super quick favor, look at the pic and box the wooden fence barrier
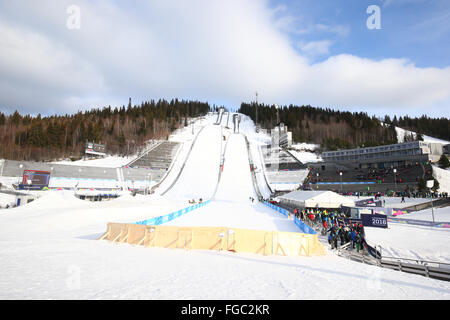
[98,223,326,257]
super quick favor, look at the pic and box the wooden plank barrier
[98,223,326,257]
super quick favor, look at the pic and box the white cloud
[315,23,350,37]
[301,55,450,116]
[298,40,333,58]
[0,0,448,118]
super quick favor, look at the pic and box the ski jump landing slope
[165,133,299,232]
[162,124,222,201]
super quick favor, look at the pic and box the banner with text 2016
[360,213,388,228]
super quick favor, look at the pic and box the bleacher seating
[261,146,304,171]
[266,170,309,184]
[305,160,434,193]
[127,141,180,170]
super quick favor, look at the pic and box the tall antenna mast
[255,91,258,125]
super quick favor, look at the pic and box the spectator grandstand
[304,142,436,193]
[259,145,308,192]
[0,140,182,191]
[261,145,305,171]
[127,141,181,170]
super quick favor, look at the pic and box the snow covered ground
[165,134,298,232]
[1,113,449,300]
[289,143,323,164]
[433,165,450,193]
[395,126,450,144]
[1,188,449,299]
[365,215,450,263]
[51,155,136,168]
[345,195,450,263]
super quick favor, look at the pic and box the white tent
[276,190,355,209]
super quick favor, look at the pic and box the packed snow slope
[395,127,450,144]
[161,124,222,201]
[0,113,449,299]
[214,133,255,203]
[165,133,298,232]
[1,190,449,299]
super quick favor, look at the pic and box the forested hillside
[384,115,450,142]
[240,103,450,151]
[0,99,210,161]
[239,103,400,151]
[2,100,448,161]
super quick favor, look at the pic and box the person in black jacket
[358,223,365,239]
[338,226,345,246]
[327,226,338,250]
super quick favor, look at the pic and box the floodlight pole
[255,91,258,125]
[426,180,435,224]
[393,168,397,190]
[431,195,435,224]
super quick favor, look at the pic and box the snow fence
[98,223,326,257]
[263,201,316,235]
[134,200,211,225]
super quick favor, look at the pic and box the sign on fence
[361,213,388,228]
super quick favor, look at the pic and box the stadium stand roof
[276,190,355,209]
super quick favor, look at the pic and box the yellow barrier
[98,223,326,257]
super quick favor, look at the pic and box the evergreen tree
[432,178,440,193]
[417,177,426,192]
[438,154,450,169]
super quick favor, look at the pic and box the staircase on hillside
[127,141,181,170]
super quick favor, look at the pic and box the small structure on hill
[85,141,107,158]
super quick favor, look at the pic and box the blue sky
[0,0,449,119]
[270,0,449,68]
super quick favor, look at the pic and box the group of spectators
[337,190,448,199]
[292,207,367,252]
[293,208,346,229]
[326,223,366,252]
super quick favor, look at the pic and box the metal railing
[338,244,450,282]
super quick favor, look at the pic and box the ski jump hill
[1,112,449,300]
[99,113,326,257]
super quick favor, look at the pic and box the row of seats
[128,141,181,170]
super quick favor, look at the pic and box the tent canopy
[276,190,355,209]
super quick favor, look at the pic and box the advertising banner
[360,213,388,228]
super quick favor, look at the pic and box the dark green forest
[0,99,210,161]
[1,99,448,161]
[239,103,449,151]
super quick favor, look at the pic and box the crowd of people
[337,190,449,199]
[292,207,367,252]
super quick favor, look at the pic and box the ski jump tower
[233,114,241,134]
[215,107,225,125]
